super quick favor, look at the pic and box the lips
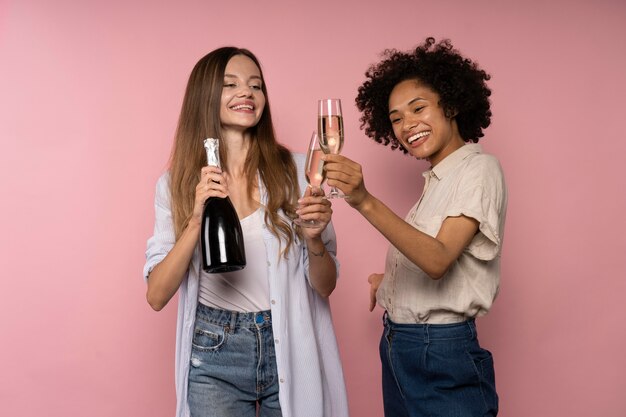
[230,101,254,111]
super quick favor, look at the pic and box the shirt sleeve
[444,155,507,261]
[143,173,176,281]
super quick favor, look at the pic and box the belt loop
[228,311,237,333]
[424,324,430,344]
[467,319,476,339]
[382,311,392,343]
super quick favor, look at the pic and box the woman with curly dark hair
[324,37,507,416]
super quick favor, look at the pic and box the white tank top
[198,208,270,312]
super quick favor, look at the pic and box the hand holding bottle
[190,166,229,228]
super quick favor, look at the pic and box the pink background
[2,0,625,416]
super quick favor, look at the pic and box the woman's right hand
[190,166,229,227]
[322,154,371,210]
[368,273,384,312]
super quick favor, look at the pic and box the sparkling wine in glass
[294,131,326,228]
[318,98,346,198]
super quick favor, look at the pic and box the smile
[231,104,254,110]
[407,131,430,144]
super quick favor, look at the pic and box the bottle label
[204,138,221,168]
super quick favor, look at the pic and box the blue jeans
[188,304,282,417]
[380,313,498,417]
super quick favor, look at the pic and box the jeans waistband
[383,311,476,341]
[196,303,272,329]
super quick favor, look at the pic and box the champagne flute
[294,131,326,228]
[318,98,346,198]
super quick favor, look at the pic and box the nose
[402,113,419,132]
[236,84,253,98]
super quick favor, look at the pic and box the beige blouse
[377,144,508,324]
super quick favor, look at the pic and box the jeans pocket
[192,320,227,352]
[468,347,499,415]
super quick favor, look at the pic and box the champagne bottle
[201,138,246,273]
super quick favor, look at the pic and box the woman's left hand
[296,187,333,238]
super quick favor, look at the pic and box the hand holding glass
[318,98,346,198]
[294,131,326,228]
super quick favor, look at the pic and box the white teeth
[231,104,253,110]
[408,131,430,144]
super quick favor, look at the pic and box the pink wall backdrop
[2,0,625,416]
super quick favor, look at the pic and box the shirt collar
[424,143,482,180]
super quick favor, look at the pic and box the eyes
[223,82,262,91]
[390,106,425,124]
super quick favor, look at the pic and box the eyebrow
[224,74,262,81]
[388,97,425,115]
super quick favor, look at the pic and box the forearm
[146,221,200,310]
[324,153,476,278]
[355,194,455,279]
[305,236,337,297]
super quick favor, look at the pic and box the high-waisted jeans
[380,313,498,417]
[188,304,282,417]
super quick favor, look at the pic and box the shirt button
[271,299,276,305]
[280,378,285,383]
[267,261,271,267]
[274,338,279,344]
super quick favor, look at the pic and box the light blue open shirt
[143,153,349,417]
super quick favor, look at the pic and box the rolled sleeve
[143,173,176,281]
[444,158,506,261]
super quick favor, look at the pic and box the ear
[444,107,458,119]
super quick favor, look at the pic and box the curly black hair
[355,37,492,152]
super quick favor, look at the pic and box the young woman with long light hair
[143,47,348,417]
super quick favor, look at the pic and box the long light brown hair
[169,47,300,255]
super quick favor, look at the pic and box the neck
[428,120,464,167]
[221,130,252,176]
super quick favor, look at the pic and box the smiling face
[388,79,464,166]
[219,54,266,134]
